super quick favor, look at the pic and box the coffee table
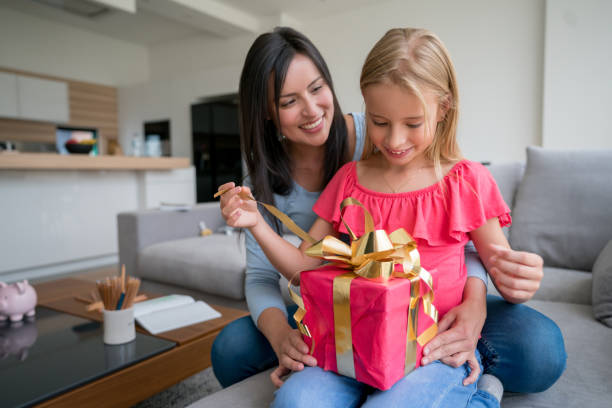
[18,277,248,408]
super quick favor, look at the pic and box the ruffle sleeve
[312,162,355,228]
[443,161,512,242]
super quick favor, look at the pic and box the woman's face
[268,54,334,148]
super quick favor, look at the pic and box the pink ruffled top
[313,160,511,318]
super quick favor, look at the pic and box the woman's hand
[488,244,543,303]
[421,281,486,386]
[217,182,260,229]
[270,328,317,387]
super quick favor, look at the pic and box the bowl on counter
[65,140,95,154]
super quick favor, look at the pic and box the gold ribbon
[214,189,438,379]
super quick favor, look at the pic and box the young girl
[221,28,544,407]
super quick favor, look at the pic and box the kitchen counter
[1,155,196,282]
[0,152,190,170]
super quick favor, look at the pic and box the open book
[133,295,221,335]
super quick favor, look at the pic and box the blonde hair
[360,28,462,180]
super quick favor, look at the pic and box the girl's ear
[437,95,451,122]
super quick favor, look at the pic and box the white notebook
[133,295,221,335]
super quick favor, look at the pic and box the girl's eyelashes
[371,119,422,128]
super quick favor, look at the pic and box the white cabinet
[0,72,19,118]
[0,73,70,123]
[17,76,69,123]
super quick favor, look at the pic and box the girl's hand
[488,244,543,303]
[421,293,485,385]
[270,328,317,387]
[217,182,260,229]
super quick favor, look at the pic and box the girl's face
[363,82,445,169]
[268,53,334,148]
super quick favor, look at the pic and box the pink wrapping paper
[300,265,435,390]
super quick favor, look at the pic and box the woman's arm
[464,241,487,288]
[244,227,317,387]
[469,218,543,304]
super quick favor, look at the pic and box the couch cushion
[592,240,612,327]
[509,147,612,271]
[488,266,592,305]
[138,233,246,300]
[501,300,612,408]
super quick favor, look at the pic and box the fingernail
[423,347,429,355]
[422,357,429,365]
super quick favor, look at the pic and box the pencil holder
[103,307,135,345]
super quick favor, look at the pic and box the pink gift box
[300,265,435,390]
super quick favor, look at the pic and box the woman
[212,27,566,396]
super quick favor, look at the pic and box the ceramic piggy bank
[0,280,37,322]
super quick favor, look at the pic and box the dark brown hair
[239,27,348,229]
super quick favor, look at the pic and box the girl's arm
[469,218,543,304]
[249,213,335,282]
[219,183,335,281]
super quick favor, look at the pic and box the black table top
[0,306,175,408]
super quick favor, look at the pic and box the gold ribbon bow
[214,189,438,378]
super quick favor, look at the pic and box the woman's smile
[300,116,324,132]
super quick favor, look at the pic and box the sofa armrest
[487,162,525,209]
[117,202,225,277]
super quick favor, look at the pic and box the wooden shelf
[0,152,190,170]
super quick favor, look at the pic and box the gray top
[245,112,487,325]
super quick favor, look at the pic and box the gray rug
[134,367,222,408]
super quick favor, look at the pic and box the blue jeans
[211,296,566,393]
[271,350,498,408]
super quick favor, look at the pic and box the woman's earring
[277,133,286,142]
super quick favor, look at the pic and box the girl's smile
[384,145,414,158]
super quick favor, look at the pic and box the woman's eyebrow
[280,76,323,98]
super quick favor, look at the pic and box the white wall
[0,7,149,86]
[542,0,612,149]
[119,0,545,164]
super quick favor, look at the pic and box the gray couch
[117,147,612,408]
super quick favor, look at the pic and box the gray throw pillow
[593,240,612,327]
[509,147,612,271]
